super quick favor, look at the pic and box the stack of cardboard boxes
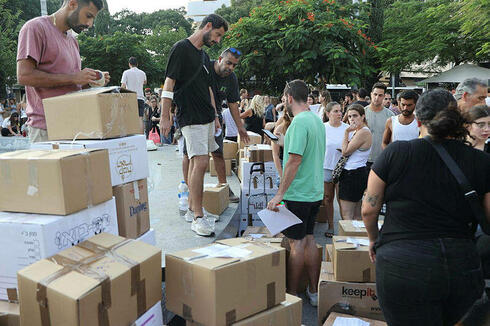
[318,220,385,325]
[165,237,303,326]
[0,87,163,325]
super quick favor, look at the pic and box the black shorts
[338,166,368,202]
[282,200,322,240]
[137,99,145,117]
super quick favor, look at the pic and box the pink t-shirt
[17,16,82,130]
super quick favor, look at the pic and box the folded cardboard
[283,241,323,293]
[137,228,156,246]
[203,184,229,215]
[245,144,273,162]
[318,262,383,325]
[31,135,149,186]
[166,237,286,326]
[0,198,118,301]
[43,86,142,140]
[0,301,19,326]
[113,179,150,239]
[338,220,384,237]
[210,158,232,176]
[323,312,387,326]
[0,149,112,215]
[132,301,163,326]
[238,131,262,149]
[186,294,301,326]
[18,233,162,326]
[223,140,239,160]
[332,236,375,283]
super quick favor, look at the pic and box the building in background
[186,0,230,23]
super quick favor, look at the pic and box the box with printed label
[223,140,239,160]
[132,301,163,326]
[0,149,112,215]
[31,135,149,186]
[245,144,273,162]
[318,262,383,325]
[210,158,232,176]
[113,179,150,239]
[18,233,162,326]
[43,86,142,140]
[203,184,229,215]
[0,301,19,326]
[240,191,272,216]
[166,237,286,326]
[338,220,384,237]
[0,198,118,301]
[283,241,323,293]
[238,131,262,149]
[137,228,156,246]
[323,312,387,326]
[332,236,375,283]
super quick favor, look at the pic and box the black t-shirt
[165,39,214,128]
[210,60,240,115]
[372,139,490,246]
[353,100,369,107]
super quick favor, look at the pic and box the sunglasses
[227,47,242,56]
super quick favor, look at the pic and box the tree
[452,0,489,58]
[221,0,377,93]
[144,26,189,70]
[0,0,20,97]
[215,0,267,24]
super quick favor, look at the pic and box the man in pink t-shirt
[17,0,109,142]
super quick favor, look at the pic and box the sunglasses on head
[227,47,242,56]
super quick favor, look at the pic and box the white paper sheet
[192,244,252,259]
[257,206,302,236]
[346,238,370,247]
[332,317,370,326]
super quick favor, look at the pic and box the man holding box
[16,0,110,143]
[267,80,326,306]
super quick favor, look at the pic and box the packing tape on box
[226,309,236,325]
[267,282,276,309]
[82,151,94,208]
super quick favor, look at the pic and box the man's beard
[286,103,294,117]
[401,110,414,117]
[67,8,88,34]
[203,31,215,47]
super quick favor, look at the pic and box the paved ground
[148,144,343,326]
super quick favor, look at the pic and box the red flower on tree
[307,12,315,22]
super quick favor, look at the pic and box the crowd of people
[0,96,28,137]
[11,0,490,324]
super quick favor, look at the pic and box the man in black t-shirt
[160,14,228,237]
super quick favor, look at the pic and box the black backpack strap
[423,136,489,234]
[174,51,206,100]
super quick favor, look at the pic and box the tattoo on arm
[363,192,379,207]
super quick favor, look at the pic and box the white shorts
[28,126,49,143]
[181,121,218,159]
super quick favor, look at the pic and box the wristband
[162,91,174,99]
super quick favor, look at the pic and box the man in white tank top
[382,90,420,149]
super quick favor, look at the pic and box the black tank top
[244,112,263,136]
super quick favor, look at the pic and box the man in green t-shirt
[267,79,326,306]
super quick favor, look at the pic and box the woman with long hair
[271,108,292,180]
[241,94,266,137]
[362,89,490,325]
[318,90,332,120]
[465,105,489,152]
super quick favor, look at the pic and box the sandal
[324,230,334,238]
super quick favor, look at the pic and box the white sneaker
[306,287,318,307]
[184,209,194,223]
[203,208,219,222]
[191,217,215,237]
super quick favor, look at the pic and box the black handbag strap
[174,51,206,100]
[424,136,489,233]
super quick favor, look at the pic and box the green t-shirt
[283,110,326,202]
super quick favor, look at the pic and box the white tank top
[391,116,419,142]
[344,126,371,170]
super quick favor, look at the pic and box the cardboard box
[113,179,150,239]
[0,198,118,301]
[31,135,149,186]
[43,86,142,140]
[132,301,163,326]
[210,158,232,176]
[203,184,229,215]
[283,241,323,293]
[245,144,273,162]
[338,220,384,237]
[186,294,301,326]
[0,301,19,326]
[241,226,284,248]
[137,228,156,246]
[166,238,286,326]
[238,131,262,149]
[0,149,112,215]
[318,262,383,325]
[332,236,375,283]
[323,312,387,326]
[223,140,239,160]
[238,213,266,235]
[240,161,278,197]
[325,244,333,262]
[18,233,162,326]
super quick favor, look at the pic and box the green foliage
[452,0,490,58]
[216,0,267,24]
[144,26,189,71]
[221,0,377,93]
[0,0,21,97]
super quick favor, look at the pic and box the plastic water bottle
[178,194,189,216]
[178,181,188,198]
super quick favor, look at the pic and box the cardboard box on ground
[323,312,387,326]
[166,238,286,326]
[0,301,19,326]
[238,131,262,150]
[203,184,229,215]
[244,144,273,162]
[31,135,149,187]
[332,236,375,283]
[241,226,284,247]
[0,149,112,215]
[186,294,302,326]
[222,140,239,160]
[338,220,384,237]
[43,87,142,141]
[209,158,232,176]
[17,233,162,326]
[113,179,150,239]
[0,198,118,301]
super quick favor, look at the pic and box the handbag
[424,136,489,235]
[332,155,349,184]
[148,127,161,145]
